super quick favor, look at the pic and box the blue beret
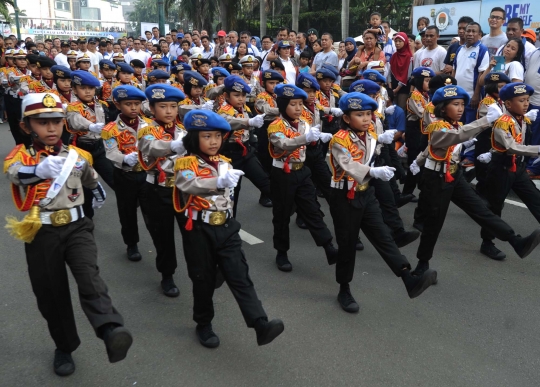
[321,64,339,78]
[152,59,168,67]
[99,59,116,70]
[362,69,386,84]
[145,84,185,103]
[339,92,378,112]
[70,70,100,87]
[499,82,534,102]
[484,72,511,85]
[223,75,251,94]
[113,85,146,101]
[211,67,230,78]
[171,61,191,74]
[184,71,208,87]
[51,65,71,80]
[147,70,170,81]
[261,70,284,82]
[432,85,470,106]
[296,73,320,91]
[274,84,308,100]
[316,67,336,81]
[411,67,435,78]
[349,79,380,95]
[183,109,231,132]
[116,62,134,74]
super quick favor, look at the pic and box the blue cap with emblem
[171,61,191,74]
[261,70,284,82]
[274,83,308,100]
[152,58,168,67]
[484,72,511,85]
[278,40,292,48]
[362,69,386,84]
[339,92,378,112]
[315,67,337,81]
[349,79,380,95]
[70,69,100,87]
[183,109,231,132]
[223,75,251,94]
[499,82,534,101]
[51,65,72,81]
[113,85,147,101]
[99,59,116,70]
[116,62,134,74]
[211,67,231,79]
[145,84,185,103]
[184,71,208,87]
[147,69,170,82]
[411,66,435,78]
[321,64,339,78]
[432,85,470,106]
[296,73,320,91]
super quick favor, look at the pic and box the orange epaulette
[218,103,235,116]
[101,122,118,140]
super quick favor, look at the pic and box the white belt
[40,207,84,226]
[425,158,459,174]
[146,174,175,187]
[186,208,233,225]
[272,159,303,170]
[330,180,356,190]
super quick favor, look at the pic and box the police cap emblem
[283,86,295,97]
[443,86,458,98]
[189,77,199,85]
[490,74,499,82]
[302,79,312,88]
[117,88,128,99]
[514,84,527,94]
[421,69,430,77]
[43,94,56,108]
[232,82,244,92]
[192,114,207,127]
[55,70,64,77]
[264,72,271,79]
[151,88,166,99]
[73,75,82,85]
[347,98,362,110]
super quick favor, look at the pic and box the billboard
[480,0,540,32]
[412,1,482,35]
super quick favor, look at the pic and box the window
[55,1,70,11]
[81,8,101,20]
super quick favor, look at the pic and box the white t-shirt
[413,45,447,73]
[125,49,151,65]
[54,52,69,67]
[281,57,297,85]
[260,49,272,71]
[454,42,490,97]
[312,50,338,71]
[525,50,540,106]
[505,61,524,82]
[481,33,508,56]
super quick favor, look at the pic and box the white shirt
[169,42,182,58]
[78,50,98,71]
[227,43,238,56]
[54,52,69,67]
[91,50,103,63]
[413,45,447,73]
[505,61,524,82]
[481,33,508,56]
[150,37,160,44]
[525,49,540,106]
[103,51,114,61]
[201,47,214,59]
[496,40,536,70]
[125,49,151,65]
[260,49,272,71]
[247,45,260,57]
[280,56,297,85]
[454,41,490,98]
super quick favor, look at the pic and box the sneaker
[276,251,292,272]
[337,284,360,313]
[196,324,220,348]
[323,242,338,265]
[510,229,540,258]
[480,241,506,261]
[355,237,364,251]
[254,318,285,346]
[0,119,4,124]
[394,230,420,248]
[102,325,133,363]
[53,349,75,376]
[402,267,437,298]
[161,277,180,297]
[127,244,142,262]
[411,260,437,285]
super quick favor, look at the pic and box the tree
[127,0,180,32]
[341,0,350,40]
[291,0,300,32]
[260,0,266,36]
[1,0,15,22]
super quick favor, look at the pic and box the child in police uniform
[173,109,284,348]
[50,65,76,144]
[4,93,132,376]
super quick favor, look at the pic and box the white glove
[320,132,333,143]
[369,166,396,181]
[217,169,245,188]
[486,104,503,124]
[330,107,343,117]
[201,100,214,111]
[410,160,421,175]
[89,123,105,133]
[477,152,492,164]
[533,157,540,165]
[305,126,321,142]
[462,138,477,148]
[170,137,185,154]
[385,105,396,115]
[123,152,139,166]
[62,103,68,111]
[397,144,407,158]
[248,114,266,128]
[91,181,106,209]
[92,197,105,209]
[35,156,66,179]
[525,109,539,122]
[377,129,397,144]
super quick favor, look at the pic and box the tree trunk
[260,0,267,36]
[291,0,300,32]
[341,0,350,41]
[219,0,228,31]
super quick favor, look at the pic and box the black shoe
[161,277,180,297]
[214,269,225,289]
[510,229,540,258]
[355,237,365,251]
[258,195,273,208]
[127,244,142,262]
[276,251,292,272]
[411,260,437,285]
[337,284,360,313]
[295,216,308,229]
[53,349,75,376]
[102,325,133,363]
[396,194,414,208]
[412,222,424,233]
[316,188,325,198]
[254,318,285,346]
[480,241,506,261]
[196,324,220,348]
[402,267,437,298]
[410,194,419,203]
[323,242,338,265]
[394,230,420,248]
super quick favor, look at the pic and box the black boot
[393,230,420,248]
[126,244,142,262]
[295,215,308,229]
[196,324,220,348]
[323,242,338,265]
[396,194,414,208]
[161,275,180,297]
[402,267,437,299]
[480,241,506,261]
[101,324,133,363]
[337,284,359,313]
[254,317,285,346]
[258,194,273,208]
[355,237,365,251]
[411,260,438,284]
[412,221,424,233]
[276,251,292,272]
[510,229,540,258]
[53,349,75,376]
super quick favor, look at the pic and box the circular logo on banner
[434,7,454,32]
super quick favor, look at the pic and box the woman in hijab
[251,36,262,51]
[389,32,413,111]
[339,37,358,90]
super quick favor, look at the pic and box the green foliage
[1,0,16,22]
[127,0,180,32]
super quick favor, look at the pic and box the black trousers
[270,165,333,252]
[370,178,405,236]
[473,128,493,196]
[139,182,181,277]
[481,161,540,242]
[180,216,267,326]
[416,168,516,260]
[255,124,273,174]
[113,168,150,247]
[25,217,124,353]
[5,95,29,146]
[304,142,333,201]
[329,186,410,285]
[402,120,427,195]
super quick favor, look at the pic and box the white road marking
[504,199,527,209]
[239,229,264,245]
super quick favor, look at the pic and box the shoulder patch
[66,101,83,113]
[334,129,349,139]
[218,104,235,116]
[3,144,31,173]
[174,155,198,172]
[68,145,94,165]
[267,118,287,134]
[219,155,232,164]
[493,114,514,132]
[101,122,118,140]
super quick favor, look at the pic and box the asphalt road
[1,123,540,387]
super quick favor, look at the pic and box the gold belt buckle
[132,162,143,172]
[291,162,303,171]
[165,176,175,187]
[356,182,369,192]
[50,209,72,227]
[209,211,227,226]
[449,164,458,174]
